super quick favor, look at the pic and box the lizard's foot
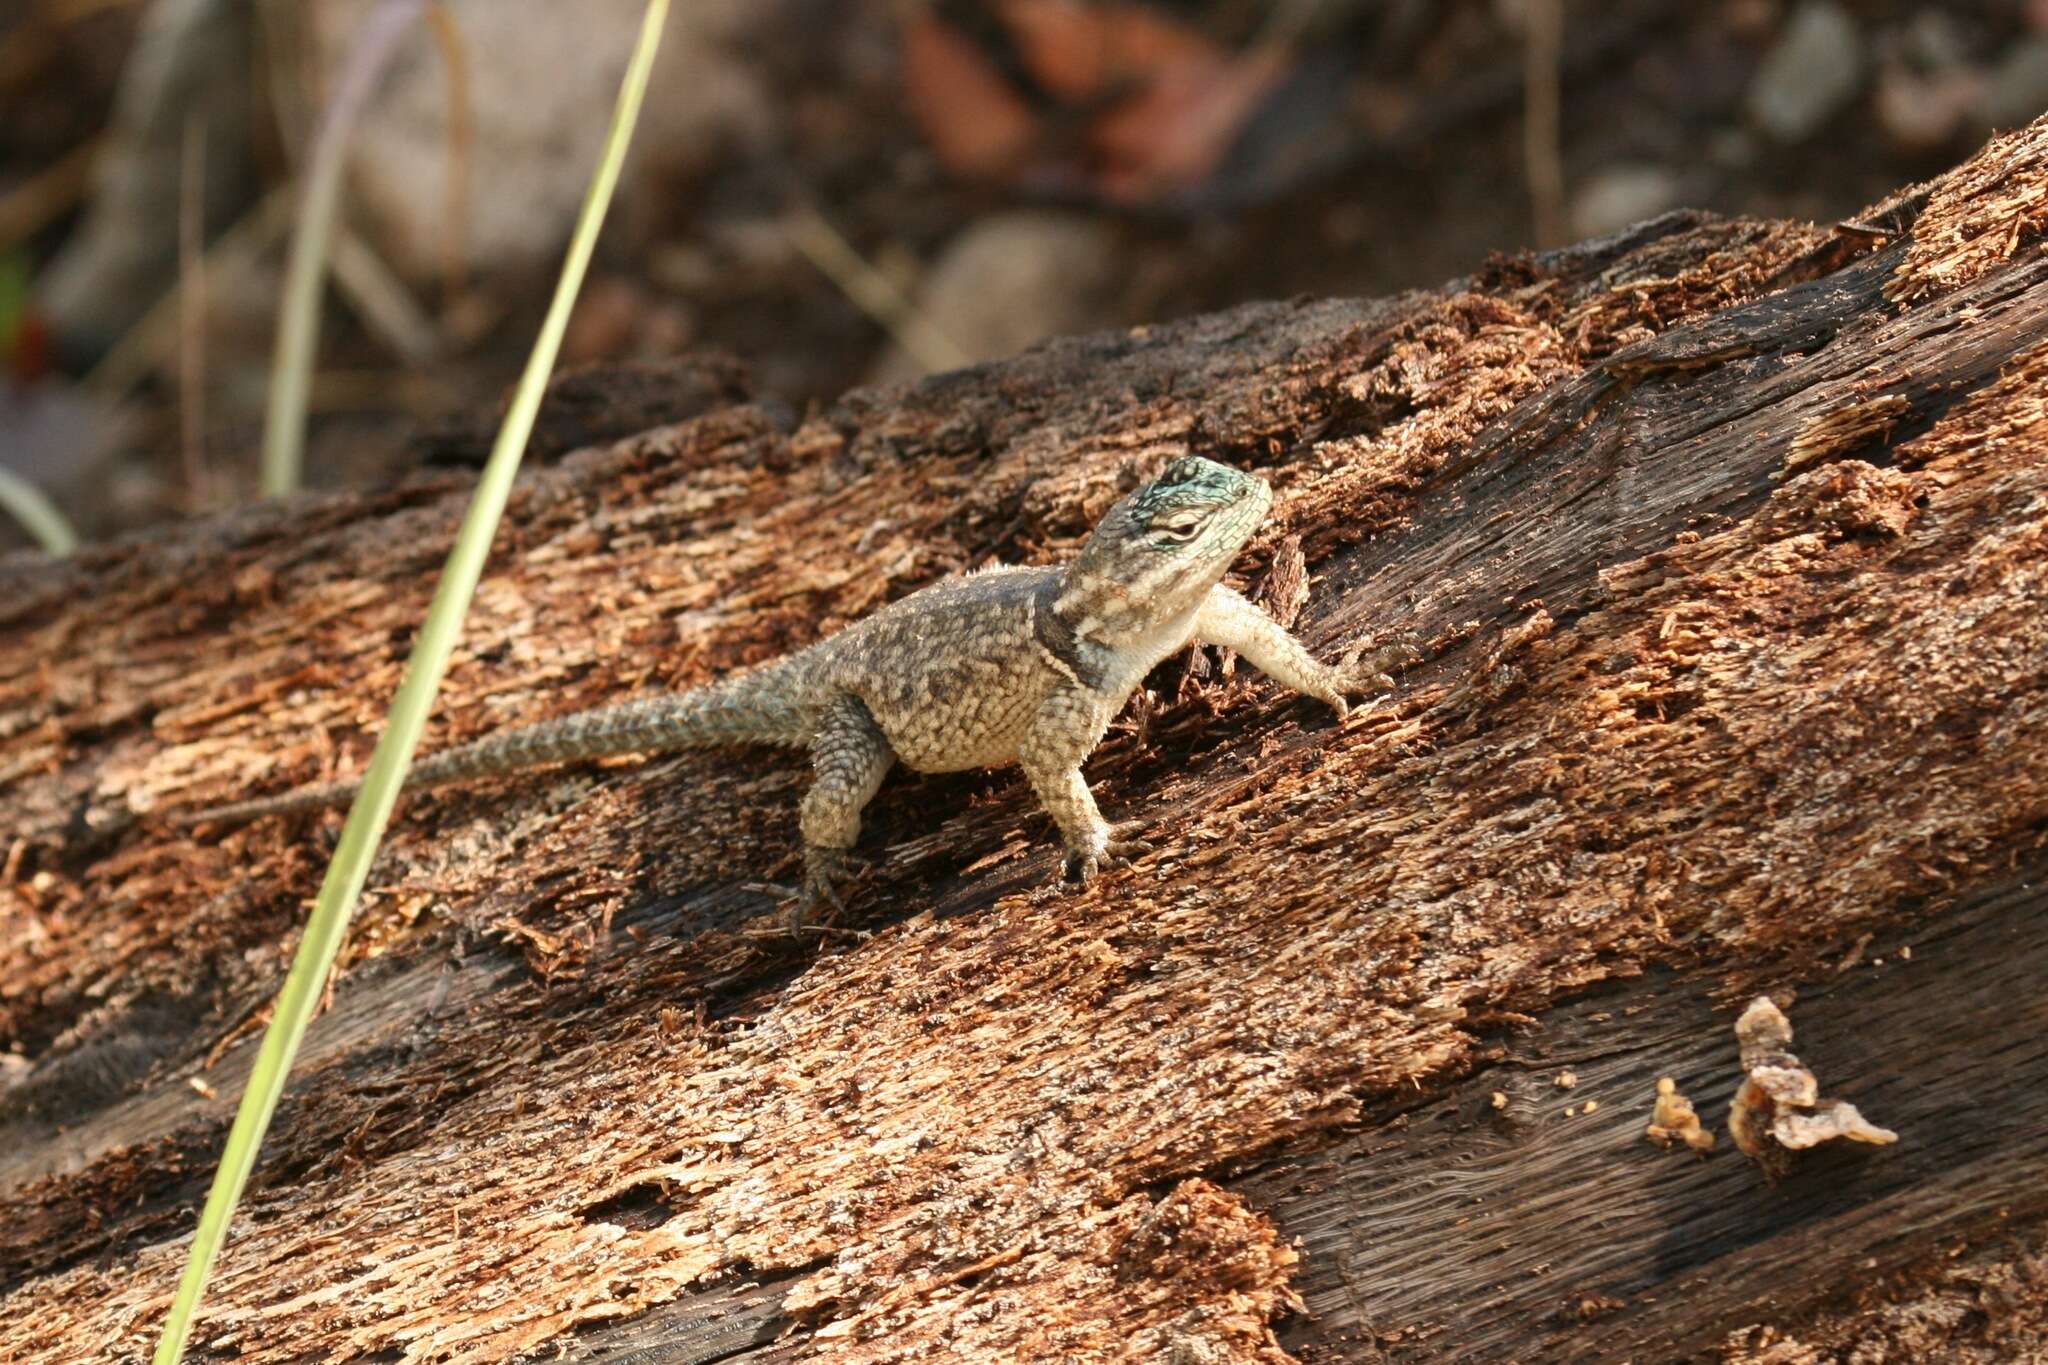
[1351,633,1425,683]
[1331,633,1425,713]
[1061,821,1153,884]
[788,847,850,933]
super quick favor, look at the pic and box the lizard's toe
[788,848,850,932]
[1336,635,1422,704]
[1103,820,1154,865]
[1063,823,1151,883]
[1356,672,1397,699]
[1360,635,1425,679]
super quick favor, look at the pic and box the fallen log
[2,116,2046,1363]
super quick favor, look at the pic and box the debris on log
[1644,1076,1714,1154]
[2,117,2047,1363]
[1729,996,1898,1181]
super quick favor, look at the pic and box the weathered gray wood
[1250,872,2048,1361]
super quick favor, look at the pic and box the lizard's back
[815,564,1062,772]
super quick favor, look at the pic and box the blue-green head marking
[1059,456,1273,636]
[1125,456,1266,549]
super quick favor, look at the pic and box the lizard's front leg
[1017,684,1129,883]
[1193,584,1399,718]
[795,693,895,927]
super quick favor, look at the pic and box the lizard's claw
[1062,822,1153,884]
[1339,634,1425,704]
[1363,633,1426,677]
[1105,820,1153,859]
[788,847,849,933]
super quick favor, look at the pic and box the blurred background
[2,0,2043,550]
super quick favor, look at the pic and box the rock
[1747,1,1867,143]
[865,211,1121,386]
[1978,36,2048,131]
[1571,164,1685,240]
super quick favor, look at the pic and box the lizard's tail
[176,662,816,828]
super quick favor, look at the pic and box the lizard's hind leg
[795,694,895,928]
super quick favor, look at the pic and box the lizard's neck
[1051,562,1213,649]
[1035,567,1204,697]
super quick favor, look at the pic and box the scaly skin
[182,458,1403,925]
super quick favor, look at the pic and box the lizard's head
[1059,456,1272,635]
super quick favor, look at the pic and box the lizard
[181,456,1403,925]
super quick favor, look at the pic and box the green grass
[0,467,77,556]
[150,2,671,1358]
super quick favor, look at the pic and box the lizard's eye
[1154,512,1206,541]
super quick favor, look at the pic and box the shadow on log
[2,117,2047,1363]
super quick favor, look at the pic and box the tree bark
[3,118,2047,1364]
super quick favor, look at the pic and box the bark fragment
[1885,117,2048,302]
[1645,1076,1714,1153]
[1729,997,1898,1181]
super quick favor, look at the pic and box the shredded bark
[1886,117,2048,303]
[2,117,2046,1363]
[1722,1227,2048,1364]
